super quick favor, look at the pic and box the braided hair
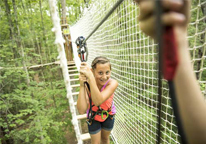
[91,56,111,70]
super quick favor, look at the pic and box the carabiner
[75,36,88,62]
[101,110,109,120]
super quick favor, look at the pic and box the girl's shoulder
[107,79,118,88]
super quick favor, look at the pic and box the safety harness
[86,96,114,125]
[83,80,114,125]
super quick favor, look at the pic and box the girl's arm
[79,62,118,106]
[77,74,89,114]
[174,27,206,143]
[88,77,118,106]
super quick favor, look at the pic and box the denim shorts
[88,116,115,135]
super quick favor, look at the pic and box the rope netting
[70,0,206,143]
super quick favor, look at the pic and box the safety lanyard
[155,1,187,144]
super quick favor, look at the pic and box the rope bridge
[50,0,206,143]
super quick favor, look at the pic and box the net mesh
[70,0,206,143]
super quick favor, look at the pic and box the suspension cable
[83,0,125,44]
[155,1,163,143]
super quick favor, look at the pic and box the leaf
[9,123,16,127]
[15,119,25,125]
[25,137,29,142]
[31,53,41,57]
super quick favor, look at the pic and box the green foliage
[65,0,90,24]
[0,0,85,143]
[0,66,72,143]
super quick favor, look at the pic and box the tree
[61,0,73,61]
[0,0,84,143]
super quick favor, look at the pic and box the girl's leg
[101,117,115,144]
[101,129,111,144]
[90,131,101,144]
[88,120,101,144]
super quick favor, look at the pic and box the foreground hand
[135,0,190,39]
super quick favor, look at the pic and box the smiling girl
[77,56,118,144]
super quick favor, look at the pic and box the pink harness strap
[87,78,116,121]
[101,78,111,92]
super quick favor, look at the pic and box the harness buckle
[110,114,115,120]
[86,119,92,125]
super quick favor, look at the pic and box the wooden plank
[77,114,87,120]
[68,66,77,69]
[29,62,56,69]
[61,24,69,27]
[81,133,91,141]
[54,61,60,64]
[68,69,78,73]
[70,78,79,82]
[1,61,75,70]
[67,61,75,65]
[71,84,80,88]
[72,92,79,96]
[55,61,74,65]
[56,61,74,65]
[69,73,79,76]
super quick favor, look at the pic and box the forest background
[0,0,88,143]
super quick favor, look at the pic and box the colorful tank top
[87,79,116,122]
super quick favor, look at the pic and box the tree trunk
[20,0,37,64]
[61,0,66,22]
[12,0,30,86]
[20,0,35,48]
[4,0,18,65]
[28,0,43,64]
[68,34,73,61]
[61,0,73,61]
[39,0,49,63]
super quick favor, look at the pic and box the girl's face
[92,63,111,87]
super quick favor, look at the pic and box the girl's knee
[92,142,100,144]
[91,139,101,144]
[101,137,109,143]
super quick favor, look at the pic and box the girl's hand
[79,74,87,87]
[135,0,190,39]
[79,62,93,80]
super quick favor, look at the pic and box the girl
[77,56,118,144]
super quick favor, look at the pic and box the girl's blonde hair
[91,56,111,70]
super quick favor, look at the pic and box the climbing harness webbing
[155,1,187,144]
[86,97,114,125]
[84,83,114,125]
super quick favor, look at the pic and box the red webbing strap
[163,26,179,80]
